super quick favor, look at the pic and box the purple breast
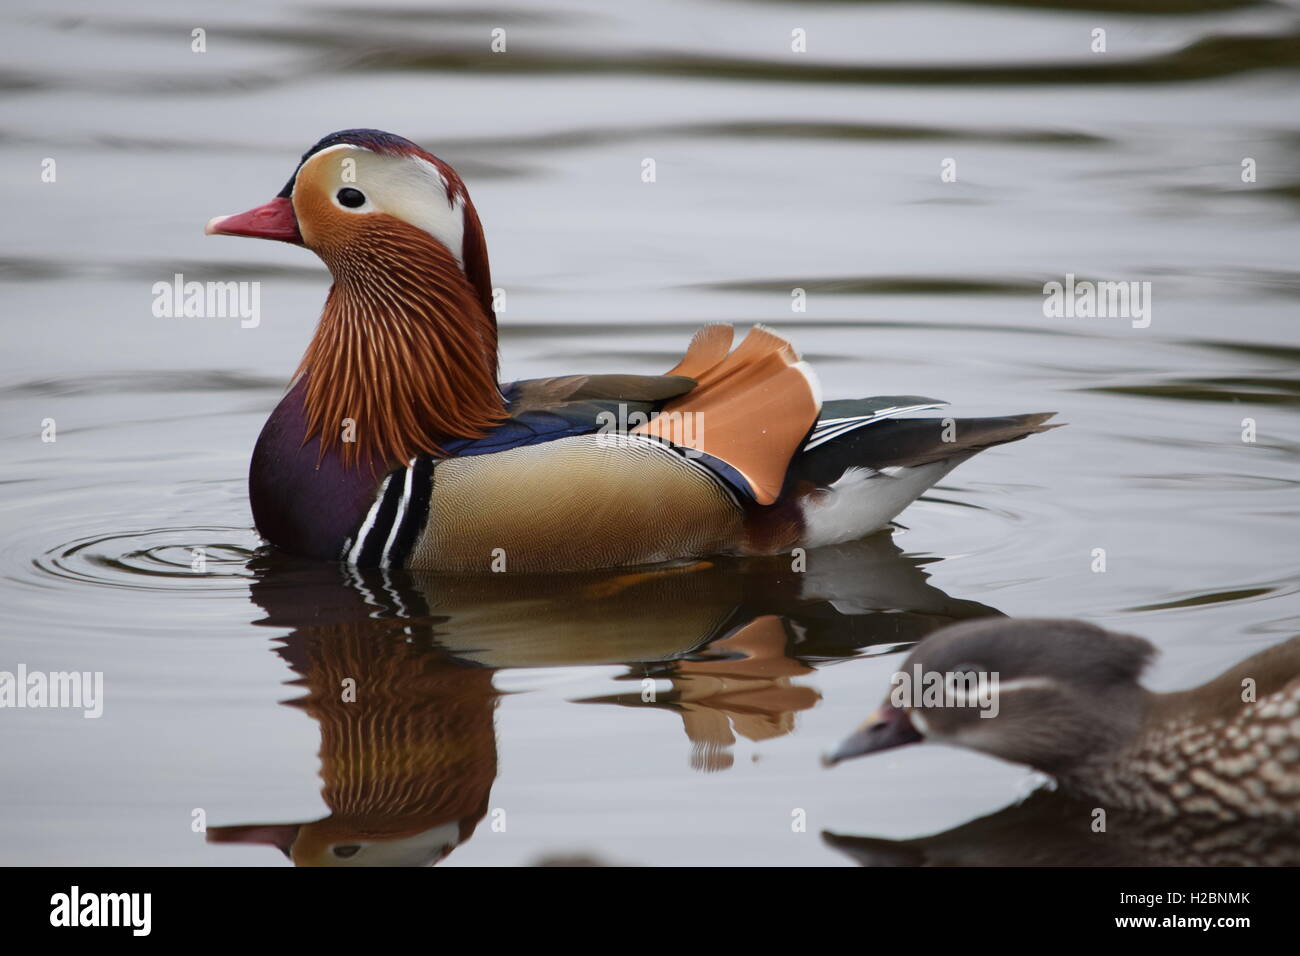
[249,377,390,560]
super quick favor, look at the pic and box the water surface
[1,0,1298,865]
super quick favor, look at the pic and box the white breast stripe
[346,473,394,564]
[379,459,417,568]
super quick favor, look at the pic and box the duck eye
[336,187,366,209]
[331,844,361,858]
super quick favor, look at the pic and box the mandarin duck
[828,619,1300,822]
[207,129,1057,573]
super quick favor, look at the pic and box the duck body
[213,129,1055,573]
[250,364,747,571]
[249,352,1052,573]
[1063,685,1300,821]
[1060,641,1300,821]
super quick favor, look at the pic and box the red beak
[207,822,301,852]
[205,196,303,245]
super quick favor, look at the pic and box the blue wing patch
[440,408,603,457]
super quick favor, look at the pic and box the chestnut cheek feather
[292,212,506,467]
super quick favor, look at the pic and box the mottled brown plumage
[1065,640,1300,820]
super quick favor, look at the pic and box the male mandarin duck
[827,619,1300,822]
[207,129,1057,573]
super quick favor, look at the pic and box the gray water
[1,0,1298,865]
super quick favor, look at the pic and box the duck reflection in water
[824,789,1300,867]
[209,535,1001,865]
[207,585,498,866]
[579,614,823,773]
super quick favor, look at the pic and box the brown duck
[828,619,1300,822]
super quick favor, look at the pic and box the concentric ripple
[34,527,261,593]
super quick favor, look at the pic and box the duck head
[206,129,505,465]
[209,818,475,868]
[826,618,1154,775]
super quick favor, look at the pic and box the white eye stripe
[944,676,1057,703]
[296,145,467,265]
[914,675,1058,707]
[908,709,929,735]
[992,677,1058,693]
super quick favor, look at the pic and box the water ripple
[34,528,258,593]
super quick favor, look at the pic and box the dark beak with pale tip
[824,706,923,766]
[205,196,303,245]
